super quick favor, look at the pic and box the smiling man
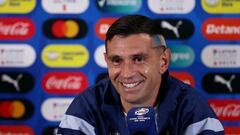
[58,15,224,135]
[104,33,169,113]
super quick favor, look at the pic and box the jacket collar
[102,81,128,134]
[101,71,177,134]
[155,74,177,133]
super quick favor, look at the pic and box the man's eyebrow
[107,55,121,60]
[131,53,148,58]
[107,53,148,59]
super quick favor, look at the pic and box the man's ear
[159,48,171,74]
[104,53,109,65]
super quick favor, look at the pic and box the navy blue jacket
[58,74,224,135]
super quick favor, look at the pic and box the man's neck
[120,98,157,113]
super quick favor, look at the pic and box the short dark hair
[105,15,163,52]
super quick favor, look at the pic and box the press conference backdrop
[0,0,239,134]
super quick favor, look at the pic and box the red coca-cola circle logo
[209,99,240,121]
[41,72,88,94]
[0,18,35,40]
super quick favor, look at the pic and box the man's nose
[121,62,135,78]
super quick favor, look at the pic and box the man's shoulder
[76,78,112,101]
[167,76,206,106]
[58,78,113,135]
[65,78,112,114]
[166,77,224,134]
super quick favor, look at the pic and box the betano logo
[43,19,87,39]
[97,0,142,13]
[209,99,240,121]
[202,18,240,40]
[0,44,36,68]
[41,98,73,121]
[94,44,107,68]
[201,0,240,13]
[0,99,34,120]
[148,0,195,14]
[0,72,34,93]
[169,45,195,68]
[41,44,89,68]
[201,45,240,68]
[202,72,239,94]
[170,71,195,87]
[95,18,117,40]
[0,125,34,135]
[42,72,88,94]
[0,18,35,40]
[42,0,89,14]
[0,0,36,14]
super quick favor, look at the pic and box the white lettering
[99,24,110,34]
[206,24,240,35]
[0,132,29,135]
[0,22,30,36]
[171,53,190,62]
[53,0,76,3]
[107,0,137,6]
[46,76,82,90]
[211,104,240,118]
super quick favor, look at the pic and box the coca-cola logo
[209,99,240,121]
[224,126,240,135]
[42,72,88,94]
[0,125,34,135]
[0,18,35,40]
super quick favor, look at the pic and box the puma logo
[214,75,235,92]
[161,21,183,38]
[1,74,23,91]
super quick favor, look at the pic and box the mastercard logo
[43,19,87,39]
[0,99,33,120]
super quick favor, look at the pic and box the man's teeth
[122,82,139,88]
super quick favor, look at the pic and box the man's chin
[123,97,142,105]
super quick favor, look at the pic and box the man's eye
[133,56,144,63]
[111,58,121,65]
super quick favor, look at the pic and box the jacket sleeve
[57,127,87,135]
[172,89,225,135]
[57,92,97,135]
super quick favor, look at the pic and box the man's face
[104,33,168,107]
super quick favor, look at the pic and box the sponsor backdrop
[0,0,240,134]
